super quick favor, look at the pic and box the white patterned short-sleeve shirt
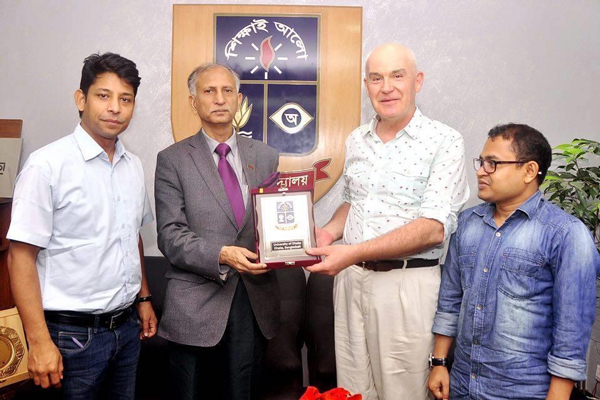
[342,108,470,259]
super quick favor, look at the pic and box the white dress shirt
[7,124,154,313]
[342,108,470,259]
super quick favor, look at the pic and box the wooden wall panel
[0,120,21,311]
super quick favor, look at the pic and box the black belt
[44,305,133,330]
[361,258,439,272]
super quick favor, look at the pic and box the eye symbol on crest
[269,102,314,135]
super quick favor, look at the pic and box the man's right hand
[219,246,268,275]
[428,366,450,400]
[28,338,63,388]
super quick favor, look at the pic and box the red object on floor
[300,386,362,400]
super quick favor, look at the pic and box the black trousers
[168,280,267,400]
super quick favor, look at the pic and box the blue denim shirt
[433,191,600,400]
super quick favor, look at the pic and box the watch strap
[429,353,448,368]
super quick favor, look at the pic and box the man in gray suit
[155,63,280,400]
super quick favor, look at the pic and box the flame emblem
[260,36,275,71]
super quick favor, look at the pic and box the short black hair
[79,52,141,117]
[487,123,552,185]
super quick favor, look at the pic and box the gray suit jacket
[155,132,280,347]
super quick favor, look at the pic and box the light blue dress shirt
[8,124,153,313]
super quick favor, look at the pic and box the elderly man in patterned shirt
[307,43,469,399]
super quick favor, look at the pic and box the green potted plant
[542,138,600,397]
[542,138,600,253]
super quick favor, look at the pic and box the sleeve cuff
[203,243,227,283]
[419,208,449,226]
[7,226,50,249]
[419,208,457,243]
[547,353,587,381]
[218,264,231,282]
[432,311,459,337]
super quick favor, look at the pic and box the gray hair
[363,43,419,78]
[187,63,241,95]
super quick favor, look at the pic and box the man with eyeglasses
[428,123,600,400]
[306,43,470,399]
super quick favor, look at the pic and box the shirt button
[121,224,125,229]
[483,267,489,273]
[476,304,483,310]
[495,232,501,237]
[117,196,121,201]
[471,373,477,379]
[473,339,479,345]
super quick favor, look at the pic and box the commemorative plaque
[0,308,28,388]
[251,175,320,269]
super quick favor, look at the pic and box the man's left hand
[305,245,359,276]
[136,302,157,340]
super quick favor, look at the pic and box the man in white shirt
[7,52,156,399]
[307,43,469,399]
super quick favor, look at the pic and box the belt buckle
[108,311,124,329]
[361,261,378,271]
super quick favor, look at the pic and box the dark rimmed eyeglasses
[473,158,528,174]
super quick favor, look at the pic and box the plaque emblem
[276,201,298,231]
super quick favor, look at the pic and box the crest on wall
[216,16,319,156]
[171,5,363,201]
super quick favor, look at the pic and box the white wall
[2,0,598,254]
[0,0,600,255]
[2,0,600,388]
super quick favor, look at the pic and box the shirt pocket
[498,247,545,300]
[389,161,430,201]
[458,246,477,290]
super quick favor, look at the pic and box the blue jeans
[47,308,141,400]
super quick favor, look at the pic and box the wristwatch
[428,353,449,368]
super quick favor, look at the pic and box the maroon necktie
[215,143,245,227]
